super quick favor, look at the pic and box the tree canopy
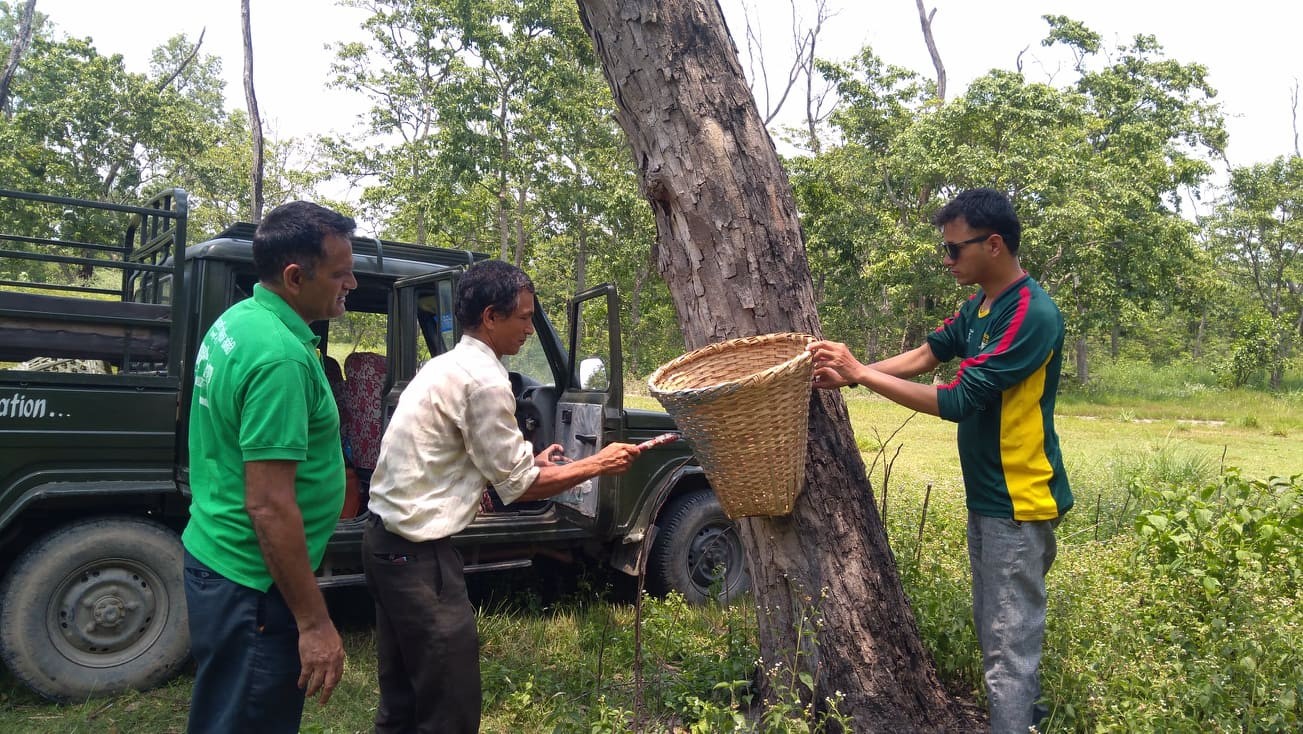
[1,1,1298,387]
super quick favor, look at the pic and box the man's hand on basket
[807,340,865,390]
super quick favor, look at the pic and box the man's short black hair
[456,259,536,330]
[931,188,1022,255]
[253,201,356,283]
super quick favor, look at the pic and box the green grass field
[2,386,1299,732]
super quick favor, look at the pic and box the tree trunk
[514,185,528,266]
[627,255,652,374]
[0,0,39,118]
[497,92,512,261]
[575,205,588,295]
[1075,334,1089,384]
[913,0,946,102]
[241,0,265,221]
[1110,323,1120,359]
[415,206,428,245]
[1193,309,1205,359]
[576,1,976,730]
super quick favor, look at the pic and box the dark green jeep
[0,188,748,701]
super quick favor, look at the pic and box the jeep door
[545,284,622,527]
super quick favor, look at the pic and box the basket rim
[647,331,815,399]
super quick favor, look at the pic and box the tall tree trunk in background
[514,185,528,266]
[1291,79,1300,157]
[627,256,652,375]
[913,0,944,208]
[1076,334,1089,383]
[241,0,264,221]
[1193,309,1205,359]
[497,93,512,260]
[576,1,977,729]
[415,206,428,244]
[0,0,38,118]
[1074,275,1089,383]
[574,205,588,294]
[914,0,946,102]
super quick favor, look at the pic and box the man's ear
[280,263,307,294]
[479,304,499,331]
[987,234,1006,256]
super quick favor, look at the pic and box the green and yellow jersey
[926,275,1073,521]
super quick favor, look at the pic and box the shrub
[1047,471,1303,732]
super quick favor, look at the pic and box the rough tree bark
[575,1,978,730]
[0,0,38,117]
[241,0,264,221]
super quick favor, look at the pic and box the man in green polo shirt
[183,201,357,733]
[807,188,1072,733]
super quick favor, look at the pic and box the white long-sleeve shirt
[367,335,539,541]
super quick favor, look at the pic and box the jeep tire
[647,489,750,603]
[0,516,190,701]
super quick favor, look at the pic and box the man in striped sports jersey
[808,187,1072,733]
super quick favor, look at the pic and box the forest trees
[328,0,679,374]
[791,15,1227,383]
[5,2,1296,389]
[0,1,321,238]
[1207,156,1303,388]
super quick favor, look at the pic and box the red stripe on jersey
[933,292,979,333]
[940,285,1032,391]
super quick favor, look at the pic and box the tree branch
[242,0,265,220]
[914,0,946,101]
[1292,78,1300,158]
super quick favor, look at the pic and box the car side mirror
[579,356,608,390]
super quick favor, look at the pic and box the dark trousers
[183,551,305,734]
[363,518,481,734]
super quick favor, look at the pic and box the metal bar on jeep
[0,188,190,219]
[0,232,130,254]
[0,279,120,296]
[0,248,177,273]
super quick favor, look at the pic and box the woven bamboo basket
[647,332,815,519]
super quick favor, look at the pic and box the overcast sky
[31,0,1303,187]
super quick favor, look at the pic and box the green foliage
[1110,472,1302,731]
[795,16,1229,382]
[1206,156,1303,389]
[328,0,677,375]
[1215,312,1287,388]
[0,1,328,247]
[671,592,854,734]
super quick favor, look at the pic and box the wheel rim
[686,521,744,596]
[46,558,171,668]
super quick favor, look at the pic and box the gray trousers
[967,513,1059,733]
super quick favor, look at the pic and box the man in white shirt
[362,259,641,734]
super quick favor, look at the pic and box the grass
[2,384,1300,732]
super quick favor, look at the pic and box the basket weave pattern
[647,333,815,518]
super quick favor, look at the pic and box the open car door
[391,268,461,413]
[548,283,622,524]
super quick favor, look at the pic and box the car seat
[342,351,387,472]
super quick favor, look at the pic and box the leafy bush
[1045,471,1302,732]
[1213,314,1286,389]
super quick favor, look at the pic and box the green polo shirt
[183,284,344,591]
[926,275,1073,522]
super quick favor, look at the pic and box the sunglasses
[936,233,991,260]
